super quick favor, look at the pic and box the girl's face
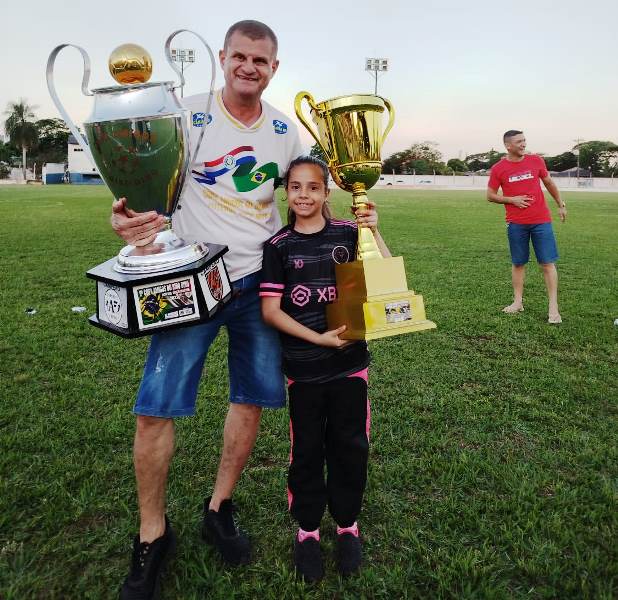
[286,163,329,221]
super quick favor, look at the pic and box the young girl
[260,156,391,582]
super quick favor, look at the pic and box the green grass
[0,185,616,599]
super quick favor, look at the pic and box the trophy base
[86,243,231,338]
[114,229,209,274]
[326,256,436,341]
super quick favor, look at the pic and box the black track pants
[288,375,369,531]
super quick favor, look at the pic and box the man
[487,130,567,324]
[113,21,303,599]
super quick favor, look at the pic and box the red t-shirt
[488,155,551,224]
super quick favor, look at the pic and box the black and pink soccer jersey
[260,219,370,384]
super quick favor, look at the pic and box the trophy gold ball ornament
[108,43,153,84]
[47,30,233,337]
[295,91,436,340]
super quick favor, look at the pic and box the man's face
[219,32,279,101]
[505,134,526,157]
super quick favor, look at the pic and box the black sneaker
[336,532,362,577]
[201,497,251,566]
[120,516,176,600]
[294,536,324,583]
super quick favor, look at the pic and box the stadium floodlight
[573,138,585,182]
[365,57,388,95]
[170,48,196,97]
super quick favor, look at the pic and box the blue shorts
[133,270,285,418]
[507,222,559,266]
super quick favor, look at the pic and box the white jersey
[173,90,303,281]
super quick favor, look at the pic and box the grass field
[0,185,616,599]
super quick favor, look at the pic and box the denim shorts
[133,270,285,418]
[507,222,559,265]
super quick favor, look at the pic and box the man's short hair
[224,20,278,56]
[503,130,523,143]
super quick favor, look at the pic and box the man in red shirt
[487,130,567,323]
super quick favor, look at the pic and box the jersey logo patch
[192,145,278,192]
[192,112,212,127]
[273,119,288,134]
[291,285,311,307]
[294,259,304,269]
[332,246,350,264]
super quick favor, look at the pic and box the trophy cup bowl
[295,93,393,195]
[295,91,436,340]
[46,31,233,337]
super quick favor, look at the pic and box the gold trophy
[295,92,436,340]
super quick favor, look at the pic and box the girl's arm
[261,296,350,348]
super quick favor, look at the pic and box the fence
[375,174,618,191]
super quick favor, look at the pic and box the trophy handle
[381,97,395,145]
[164,30,216,166]
[294,91,332,162]
[46,44,95,165]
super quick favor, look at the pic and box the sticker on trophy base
[197,258,232,312]
[98,283,128,329]
[133,275,200,330]
[385,300,412,323]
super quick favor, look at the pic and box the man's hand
[317,325,352,348]
[558,205,567,222]
[111,197,167,246]
[509,195,532,209]
[352,201,379,231]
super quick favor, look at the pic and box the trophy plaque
[295,92,436,340]
[47,30,232,337]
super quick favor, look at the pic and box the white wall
[68,143,99,175]
[376,174,618,191]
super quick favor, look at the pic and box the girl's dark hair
[284,156,332,225]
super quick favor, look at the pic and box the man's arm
[111,198,167,246]
[541,175,567,222]
[486,186,532,209]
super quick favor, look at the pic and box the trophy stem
[351,183,383,261]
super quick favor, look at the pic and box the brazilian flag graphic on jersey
[192,146,277,192]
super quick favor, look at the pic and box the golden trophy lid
[108,43,153,85]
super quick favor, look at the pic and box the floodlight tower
[365,57,388,95]
[170,47,196,97]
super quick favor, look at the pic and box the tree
[544,152,577,173]
[464,150,505,172]
[309,142,327,163]
[0,139,17,164]
[4,99,38,179]
[446,158,468,173]
[382,141,446,175]
[32,118,70,164]
[573,141,618,177]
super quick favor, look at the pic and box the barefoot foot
[502,303,524,314]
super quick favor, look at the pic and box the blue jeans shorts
[507,222,559,265]
[133,270,285,418]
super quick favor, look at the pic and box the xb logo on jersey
[291,285,311,307]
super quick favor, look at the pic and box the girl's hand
[352,201,378,232]
[317,325,352,348]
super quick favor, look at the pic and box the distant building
[42,163,65,184]
[67,134,103,184]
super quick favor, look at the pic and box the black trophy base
[86,243,231,338]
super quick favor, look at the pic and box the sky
[1,0,616,161]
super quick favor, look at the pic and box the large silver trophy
[47,31,232,337]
